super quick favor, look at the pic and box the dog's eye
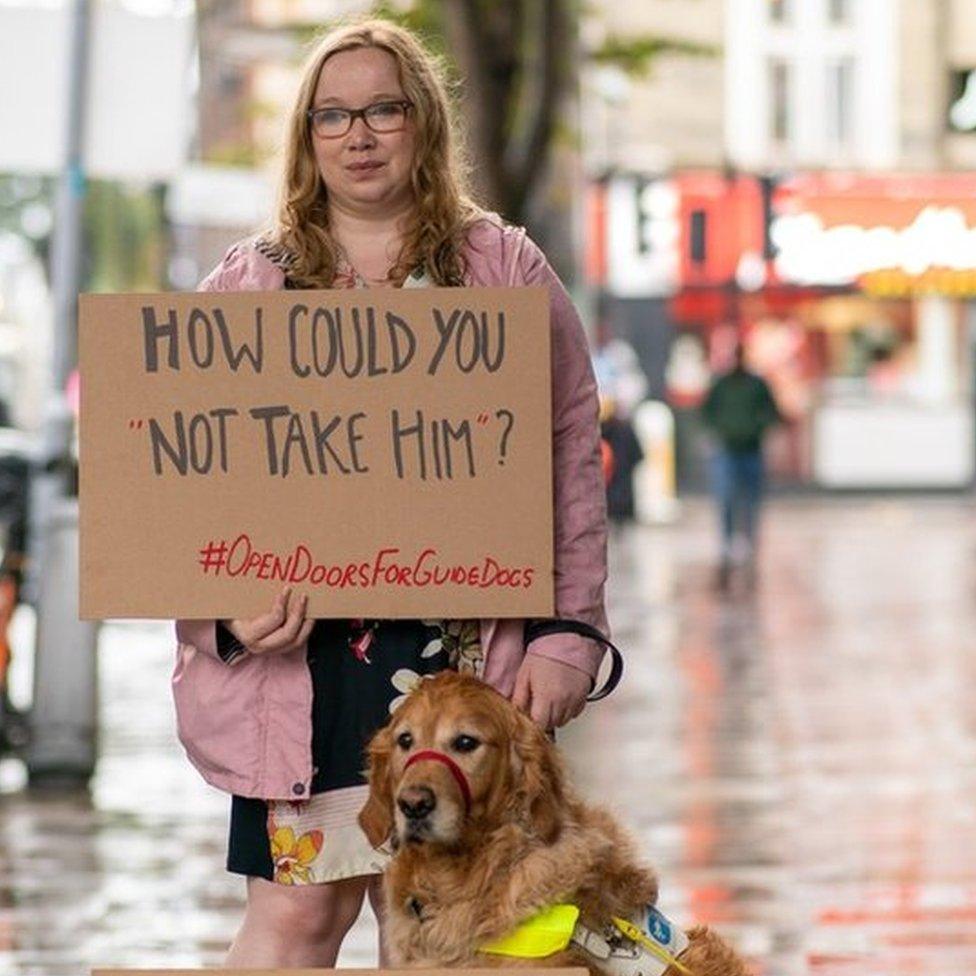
[452,734,480,753]
[396,731,413,750]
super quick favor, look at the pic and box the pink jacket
[172,216,609,799]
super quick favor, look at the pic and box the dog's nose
[397,786,436,820]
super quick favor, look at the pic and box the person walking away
[701,342,781,587]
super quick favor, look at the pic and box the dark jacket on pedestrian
[702,367,781,454]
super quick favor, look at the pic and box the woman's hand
[222,587,313,656]
[512,655,591,730]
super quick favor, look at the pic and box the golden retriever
[359,671,749,976]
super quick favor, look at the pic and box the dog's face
[359,672,565,850]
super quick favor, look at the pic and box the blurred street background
[1,0,976,973]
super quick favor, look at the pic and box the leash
[399,621,625,813]
[609,916,695,976]
[524,619,625,701]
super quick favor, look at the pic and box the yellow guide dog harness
[480,903,693,976]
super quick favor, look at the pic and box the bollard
[26,496,99,787]
[633,400,681,525]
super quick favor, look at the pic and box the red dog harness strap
[404,750,472,813]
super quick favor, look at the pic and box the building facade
[585,0,976,490]
[582,0,725,174]
[586,0,976,172]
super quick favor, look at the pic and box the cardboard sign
[79,287,553,619]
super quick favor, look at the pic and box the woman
[173,18,608,968]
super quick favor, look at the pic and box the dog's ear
[358,724,395,849]
[511,710,567,843]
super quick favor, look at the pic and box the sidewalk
[2,497,975,974]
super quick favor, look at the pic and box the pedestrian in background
[592,321,648,523]
[701,341,782,587]
[599,395,644,522]
[171,18,609,969]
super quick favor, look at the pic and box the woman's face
[310,47,417,216]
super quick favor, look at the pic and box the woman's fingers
[512,665,531,714]
[276,592,309,646]
[250,592,309,654]
[294,615,315,648]
[229,588,315,655]
[239,587,291,644]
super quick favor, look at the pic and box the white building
[724,0,898,169]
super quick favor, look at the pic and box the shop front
[664,171,976,490]
[769,173,976,489]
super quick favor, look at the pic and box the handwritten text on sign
[79,287,553,619]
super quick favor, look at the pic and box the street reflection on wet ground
[1,498,975,975]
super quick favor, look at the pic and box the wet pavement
[1,497,975,975]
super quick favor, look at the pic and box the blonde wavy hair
[270,18,483,287]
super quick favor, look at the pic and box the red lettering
[243,551,262,576]
[226,534,252,577]
[212,540,533,594]
[288,545,312,583]
[270,553,293,581]
[480,556,500,587]
[413,548,437,585]
[372,548,399,586]
[256,551,273,580]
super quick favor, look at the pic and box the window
[828,0,850,24]
[949,69,976,132]
[827,58,855,147]
[690,210,707,265]
[218,66,244,98]
[769,59,792,144]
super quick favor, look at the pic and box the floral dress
[226,248,484,885]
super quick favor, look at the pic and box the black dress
[226,254,482,884]
[227,618,481,882]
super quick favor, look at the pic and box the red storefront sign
[674,171,766,288]
[589,170,976,302]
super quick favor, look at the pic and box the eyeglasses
[307,99,413,139]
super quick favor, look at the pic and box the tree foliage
[373,1,715,235]
[590,32,716,76]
